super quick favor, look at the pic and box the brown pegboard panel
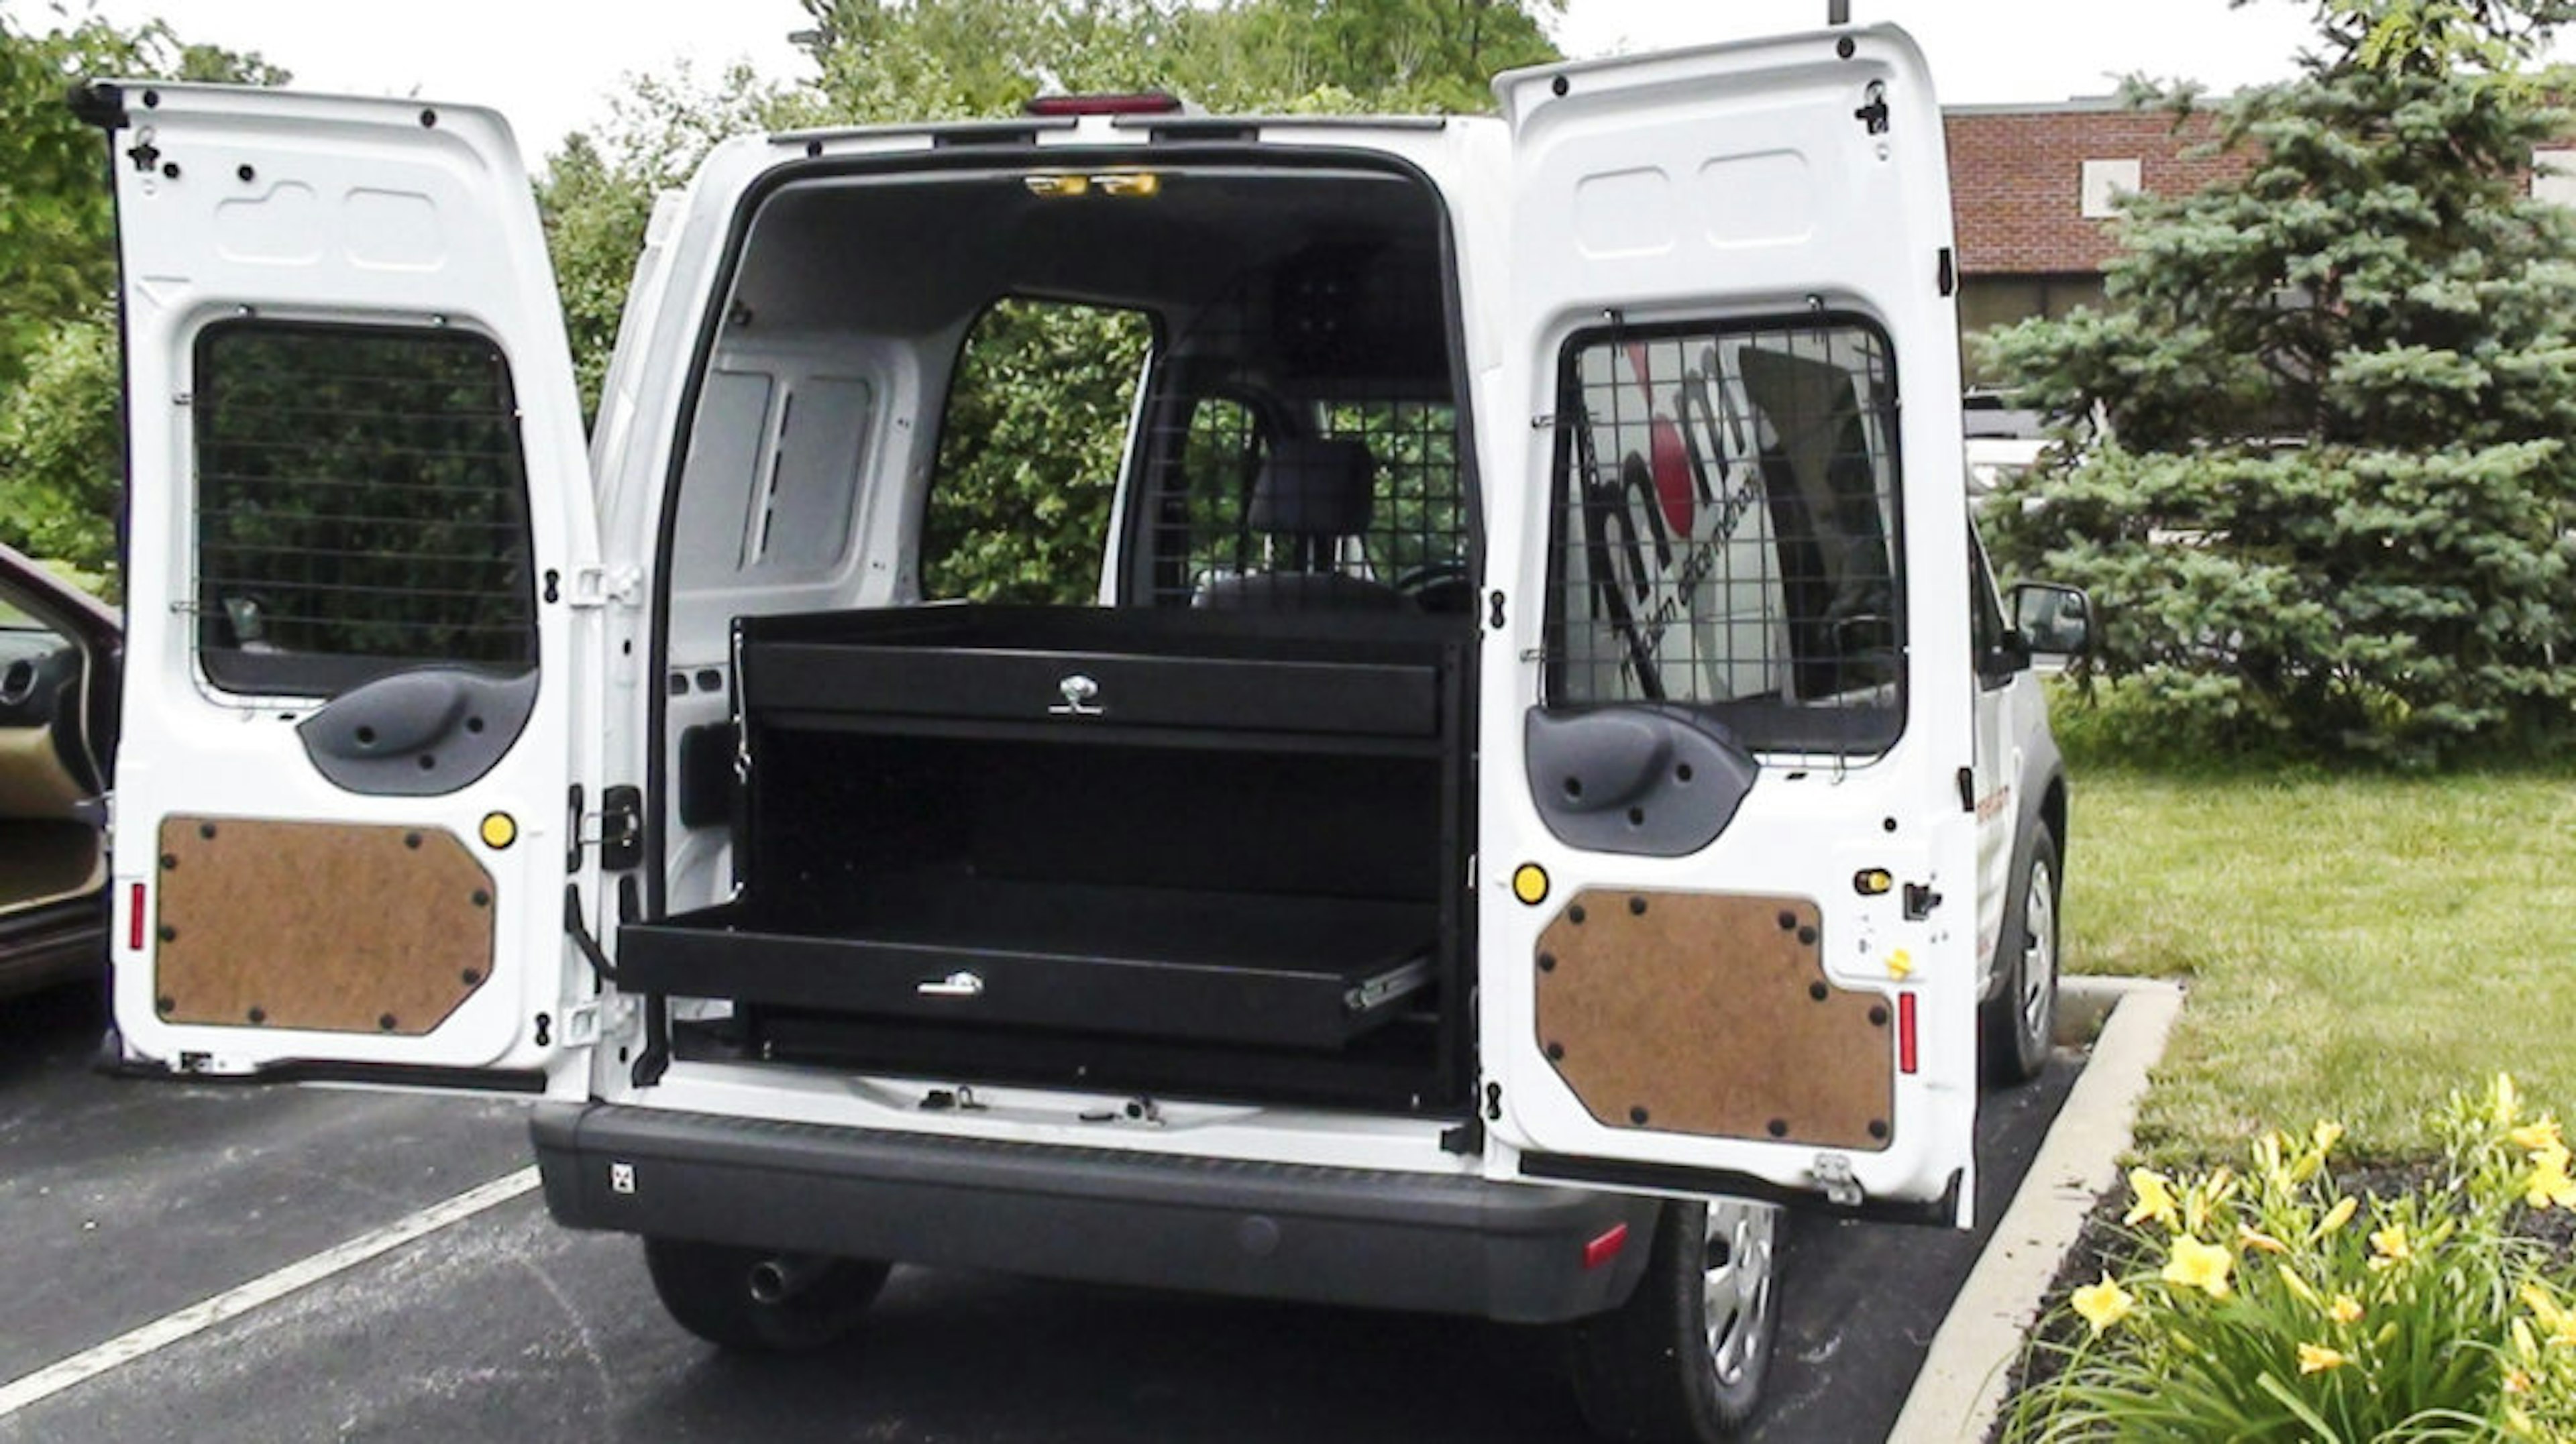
[1533,889,1894,1151]
[154,817,494,1035]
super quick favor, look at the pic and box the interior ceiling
[727,166,1444,338]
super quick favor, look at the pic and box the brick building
[1942,100,2248,365]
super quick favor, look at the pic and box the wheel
[1981,822,2061,1086]
[641,1237,890,1353]
[1568,1199,1785,1442]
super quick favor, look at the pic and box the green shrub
[2009,1076,2576,1441]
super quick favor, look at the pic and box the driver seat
[1195,439,1407,612]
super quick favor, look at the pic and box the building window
[2534,149,2576,205]
[2079,158,2143,219]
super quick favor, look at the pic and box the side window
[1545,317,1904,755]
[1969,520,2008,668]
[193,323,537,698]
[1145,394,1271,603]
[921,299,1154,604]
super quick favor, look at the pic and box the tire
[641,1237,890,1353]
[1981,822,2061,1086]
[1568,1199,1786,1443]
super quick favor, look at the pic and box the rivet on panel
[1568,904,1587,926]
[1628,1105,1649,1125]
[1546,1042,1564,1061]
[1537,952,1556,973]
[159,853,177,871]
[1868,1119,1889,1140]
[199,822,217,840]
[1776,909,1796,931]
[1627,895,1646,916]
[246,1006,266,1024]
[1868,1005,1890,1028]
[156,924,176,942]
[1797,926,1818,946]
[1766,1118,1789,1138]
[462,968,484,985]
[378,1013,398,1032]
[404,831,423,849]
[155,995,174,1014]
[471,889,491,908]
[1808,982,1829,1002]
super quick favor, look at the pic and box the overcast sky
[70,0,2350,170]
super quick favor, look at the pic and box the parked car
[83,23,2088,1441]
[0,543,116,1000]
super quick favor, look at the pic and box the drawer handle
[918,970,985,999]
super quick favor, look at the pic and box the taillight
[1898,992,1919,1074]
[128,881,146,952]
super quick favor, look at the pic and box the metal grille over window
[1141,246,1470,616]
[193,324,537,696]
[1546,317,1904,756]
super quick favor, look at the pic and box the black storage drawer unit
[617,605,1470,1060]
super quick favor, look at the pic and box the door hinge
[592,785,643,871]
[566,565,642,609]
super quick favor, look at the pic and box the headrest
[1248,439,1377,537]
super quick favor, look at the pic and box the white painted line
[1886,977,2188,1444]
[0,1166,540,1420]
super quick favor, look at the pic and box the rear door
[1479,27,1980,1220]
[87,82,602,1092]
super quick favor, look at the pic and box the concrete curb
[1883,976,2187,1444]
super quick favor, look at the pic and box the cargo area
[631,150,1478,1113]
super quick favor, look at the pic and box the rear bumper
[531,1101,1657,1325]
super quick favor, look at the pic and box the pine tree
[1984,0,2576,763]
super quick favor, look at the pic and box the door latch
[564,565,642,609]
[580,785,644,871]
[1813,1152,1865,1209]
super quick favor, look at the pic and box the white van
[82,25,2085,1439]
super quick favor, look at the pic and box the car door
[1479,27,1980,1221]
[0,546,119,997]
[1970,521,2017,981]
[84,82,603,1092]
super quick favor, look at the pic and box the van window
[192,322,537,697]
[920,299,1154,604]
[1544,316,1904,755]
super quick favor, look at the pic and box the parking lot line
[0,1166,539,1420]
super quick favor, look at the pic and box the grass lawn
[2064,762,2576,1162]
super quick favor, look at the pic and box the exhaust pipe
[746,1254,833,1305]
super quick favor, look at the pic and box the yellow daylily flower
[2521,1282,2576,1346]
[2070,1273,2134,1337]
[2161,1235,2234,1298]
[2510,1117,2563,1154]
[2316,1196,2359,1236]
[2524,1150,2576,1211]
[2297,1342,2349,1374]
[2369,1223,2412,1270]
[2496,1073,2524,1128]
[2125,1168,2181,1229]
[2312,1121,2345,1156]
[2254,1131,2289,1184]
[2237,1223,2289,1256]
[2328,1293,2365,1325]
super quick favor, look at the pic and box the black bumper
[531,1102,1658,1325]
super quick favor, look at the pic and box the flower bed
[2008,1077,2576,1441]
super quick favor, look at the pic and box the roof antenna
[1829,1,1851,21]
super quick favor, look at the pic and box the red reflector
[1898,993,1919,1074]
[1582,1221,1630,1270]
[127,882,146,952]
[1024,91,1183,117]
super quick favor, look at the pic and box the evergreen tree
[1986,0,2576,763]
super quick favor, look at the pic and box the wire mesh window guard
[1545,315,1905,755]
[193,323,537,697]
[1138,268,1468,615]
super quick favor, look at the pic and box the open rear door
[83,82,602,1093]
[1479,27,1980,1222]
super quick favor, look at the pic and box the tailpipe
[746,1254,834,1305]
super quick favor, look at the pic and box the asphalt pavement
[0,981,2076,1443]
